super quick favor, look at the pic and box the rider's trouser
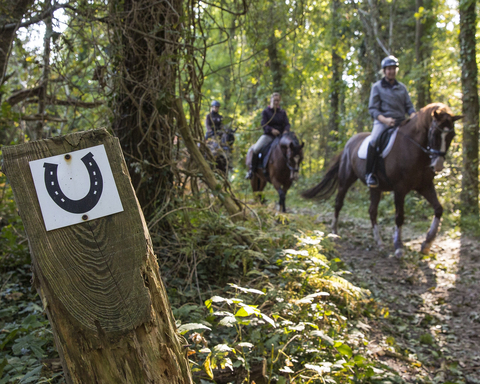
[252,134,274,154]
[366,120,388,176]
[370,119,388,149]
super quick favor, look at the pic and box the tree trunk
[415,0,432,110]
[110,0,182,219]
[459,0,479,223]
[267,33,283,93]
[3,129,193,384]
[326,0,343,160]
[0,0,35,89]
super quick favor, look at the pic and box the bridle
[399,118,454,159]
[281,138,302,178]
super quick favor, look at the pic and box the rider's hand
[271,129,280,136]
[384,117,396,127]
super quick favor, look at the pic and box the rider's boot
[246,153,259,179]
[365,144,379,188]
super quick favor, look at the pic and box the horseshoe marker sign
[30,145,123,231]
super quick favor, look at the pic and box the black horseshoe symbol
[44,152,103,214]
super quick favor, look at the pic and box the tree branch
[21,114,67,122]
[198,0,248,16]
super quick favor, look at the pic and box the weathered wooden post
[2,129,193,384]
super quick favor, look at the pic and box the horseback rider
[366,55,416,188]
[205,100,223,139]
[246,92,291,179]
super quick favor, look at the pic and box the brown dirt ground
[313,211,480,383]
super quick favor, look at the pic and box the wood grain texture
[3,129,193,383]
[3,129,150,333]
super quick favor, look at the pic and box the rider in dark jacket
[205,100,223,139]
[366,55,416,188]
[246,93,291,179]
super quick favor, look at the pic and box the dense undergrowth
[0,163,473,383]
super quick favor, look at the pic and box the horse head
[280,132,305,181]
[427,109,462,172]
[221,128,236,149]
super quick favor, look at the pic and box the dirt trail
[326,214,480,383]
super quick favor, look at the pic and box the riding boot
[246,153,259,179]
[365,144,379,188]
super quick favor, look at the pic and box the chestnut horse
[247,132,304,212]
[302,103,462,256]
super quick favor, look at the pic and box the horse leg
[332,169,357,234]
[271,178,286,212]
[393,190,407,257]
[417,184,443,254]
[252,174,267,204]
[369,189,383,247]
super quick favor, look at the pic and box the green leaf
[234,305,259,317]
[336,343,353,359]
[177,323,211,335]
[219,316,237,327]
[0,358,7,378]
[203,353,214,379]
[310,330,334,345]
[20,366,43,383]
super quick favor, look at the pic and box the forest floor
[284,186,480,384]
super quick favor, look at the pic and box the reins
[397,118,453,158]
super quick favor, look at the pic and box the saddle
[257,137,280,170]
[358,126,398,159]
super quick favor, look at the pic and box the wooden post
[2,129,193,384]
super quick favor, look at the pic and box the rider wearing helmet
[205,100,223,139]
[366,55,416,188]
[246,92,291,179]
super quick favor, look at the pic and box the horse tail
[301,152,342,200]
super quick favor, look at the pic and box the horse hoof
[421,242,430,255]
[395,248,404,258]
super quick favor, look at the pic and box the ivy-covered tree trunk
[110,0,182,219]
[459,0,479,224]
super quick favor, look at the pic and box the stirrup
[245,169,254,180]
[366,173,378,188]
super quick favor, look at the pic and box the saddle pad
[358,128,399,159]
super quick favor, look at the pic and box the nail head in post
[82,215,88,221]
[65,154,71,160]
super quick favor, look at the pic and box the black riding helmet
[381,55,399,68]
[211,100,221,107]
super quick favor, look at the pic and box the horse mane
[410,103,454,133]
[281,131,300,147]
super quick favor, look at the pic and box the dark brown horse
[247,132,304,212]
[302,103,462,257]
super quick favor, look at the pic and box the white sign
[29,144,124,231]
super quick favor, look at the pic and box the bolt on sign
[29,144,123,231]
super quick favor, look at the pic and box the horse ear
[289,142,294,149]
[452,115,464,122]
[433,110,441,120]
[301,142,305,149]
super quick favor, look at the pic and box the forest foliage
[0,0,478,383]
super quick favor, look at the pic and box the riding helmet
[381,55,399,68]
[211,100,221,107]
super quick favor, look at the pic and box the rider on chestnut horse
[245,92,291,179]
[366,55,416,188]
